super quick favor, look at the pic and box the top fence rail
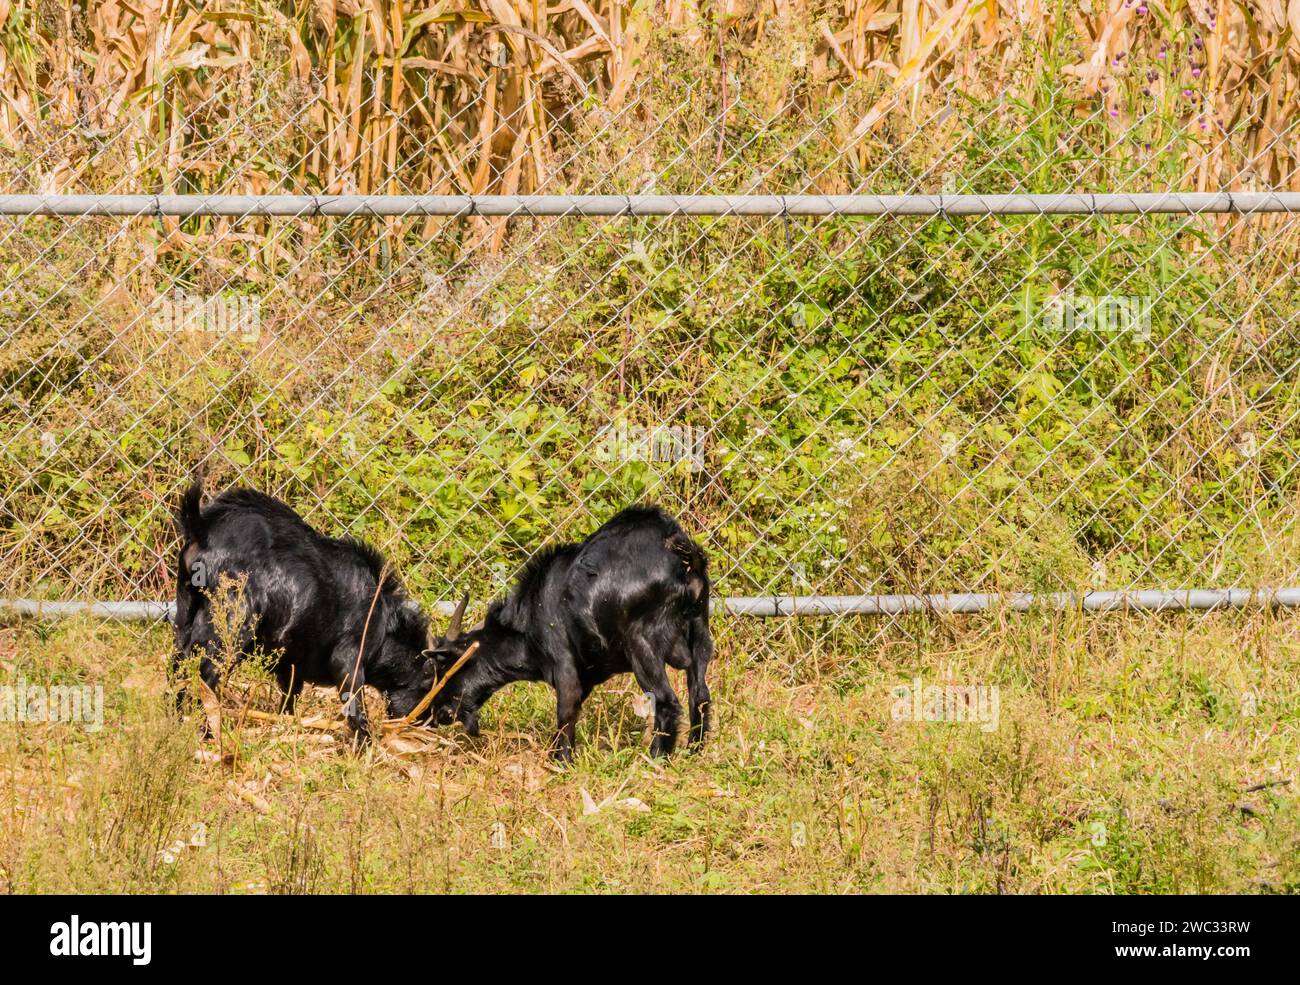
[4,193,1300,218]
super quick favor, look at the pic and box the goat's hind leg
[171,607,234,733]
[168,640,228,738]
[169,611,210,716]
[686,614,713,749]
[627,632,682,758]
[169,646,193,716]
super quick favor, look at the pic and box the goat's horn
[447,591,469,640]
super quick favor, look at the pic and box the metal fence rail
[8,588,1300,625]
[3,77,1300,643]
[3,192,1300,217]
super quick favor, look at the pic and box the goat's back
[174,485,395,661]
[580,504,708,605]
[487,505,708,643]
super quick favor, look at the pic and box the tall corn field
[3,2,1297,202]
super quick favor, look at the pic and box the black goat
[170,476,451,741]
[423,506,713,761]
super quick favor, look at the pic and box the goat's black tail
[172,469,207,643]
[666,528,710,611]
[175,470,205,545]
[170,470,207,714]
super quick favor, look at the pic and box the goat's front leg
[458,698,482,737]
[551,661,583,764]
[332,645,370,746]
[339,684,369,747]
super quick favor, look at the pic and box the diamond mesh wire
[3,71,1300,658]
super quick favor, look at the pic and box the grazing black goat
[170,476,448,742]
[422,506,713,761]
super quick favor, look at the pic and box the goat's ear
[447,591,469,640]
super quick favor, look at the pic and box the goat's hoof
[345,726,370,752]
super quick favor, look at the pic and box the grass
[2,605,1298,894]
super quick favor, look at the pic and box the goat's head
[378,597,445,720]
[407,592,482,729]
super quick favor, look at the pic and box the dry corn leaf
[850,0,982,138]
[310,0,337,36]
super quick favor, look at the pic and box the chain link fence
[3,74,1300,646]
